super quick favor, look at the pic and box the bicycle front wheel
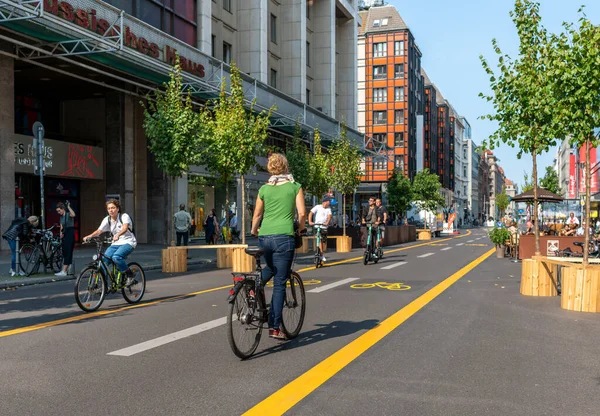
[227,282,262,359]
[21,245,41,276]
[281,272,306,339]
[122,262,146,304]
[74,267,106,312]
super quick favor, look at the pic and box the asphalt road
[1,229,599,416]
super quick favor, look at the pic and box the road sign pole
[32,122,46,230]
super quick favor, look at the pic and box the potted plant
[489,227,511,258]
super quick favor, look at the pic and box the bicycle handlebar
[83,237,113,245]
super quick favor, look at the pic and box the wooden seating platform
[162,244,253,274]
[296,235,352,254]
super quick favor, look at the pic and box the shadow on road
[250,319,380,359]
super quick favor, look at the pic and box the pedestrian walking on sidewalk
[2,215,39,276]
[204,209,218,245]
[55,201,76,276]
[174,203,192,246]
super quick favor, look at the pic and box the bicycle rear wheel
[121,262,146,304]
[227,282,262,359]
[21,245,41,276]
[74,267,106,312]
[51,246,63,273]
[281,272,305,339]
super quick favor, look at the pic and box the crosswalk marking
[467,240,475,243]
[308,278,359,293]
[107,317,227,357]
[417,253,434,258]
[380,261,407,270]
[456,243,464,246]
[441,247,452,251]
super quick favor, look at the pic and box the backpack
[105,213,135,237]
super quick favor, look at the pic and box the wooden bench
[162,244,254,274]
[296,235,351,254]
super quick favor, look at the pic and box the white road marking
[456,243,464,246]
[380,261,407,270]
[308,278,359,293]
[417,253,434,258]
[107,317,227,357]
[441,247,452,251]
[467,240,475,243]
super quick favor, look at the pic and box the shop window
[373,42,386,57]
[373,88,387,103]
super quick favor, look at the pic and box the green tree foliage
[540,166,561,195]
[329,123,362,235]
[479,0,565,255]
[198,64,274,243]
[412,169,444,229]
[496,191,510,216]
[521,171,534,193]
[550,9,600,264]
[141,56,201,245]
[306,127,330,201]
[285,121,311,190]
[387,169,413,219]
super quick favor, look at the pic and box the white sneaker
[54,271,67,277]
[321,256,327,262]
[9,269,16,277]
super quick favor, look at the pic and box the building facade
[466,139,480,220]
[485,150,506,220]
[357,3,424,192]
[421,70,439,176]
[0,0,362,249]
[505,179,517,217]
[452,112,468,220]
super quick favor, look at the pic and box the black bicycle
[227,247,306,359]
[19,225,63,276]
[74,237,146,312]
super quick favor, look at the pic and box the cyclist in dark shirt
[375,198,388,249]
[361,197,379,254]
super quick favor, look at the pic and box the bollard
[15,236,20,274]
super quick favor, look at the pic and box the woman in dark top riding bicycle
[251,153,306,340]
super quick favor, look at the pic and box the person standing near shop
[2,216,38,276]
[55,202,76,276]
[174,204,192,246]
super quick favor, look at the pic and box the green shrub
[488,227,511,246]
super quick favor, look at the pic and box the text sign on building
[14,134,104,180]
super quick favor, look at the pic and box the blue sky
[387,0,600,189]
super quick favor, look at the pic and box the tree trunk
[532,150,540,255]
[171,176,176,247]
[241,175,246,244]
[342,195,346,236]
[225,180,229,244]
[584,138,591,266]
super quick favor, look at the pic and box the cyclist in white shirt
[83,198,137,285]
[309,197,333,262]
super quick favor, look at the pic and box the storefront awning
[356,183,382,194]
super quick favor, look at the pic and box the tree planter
[496,246,505,258]
[561,266,600,312]
[417,229,432,240]
[520,258,558,297]
[336,236,352,252]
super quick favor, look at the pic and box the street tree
[387,169,413,221]
[540,166,561,195]
[142,56,201,246]
[411,169,444,230]
[496,191,510,217]
[285,120,312,190]
[479,0,564,255]
[521,171,534,193]
[328,122,363,236]
[198,64,274,243]
[550,10,600,264]
[306,127,330,201]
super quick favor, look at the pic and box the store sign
[568,153,576,198]
[43,0,206,78]
[13,134,103,179]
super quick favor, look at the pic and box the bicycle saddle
[245,247,264,257]
[573,242,585,247]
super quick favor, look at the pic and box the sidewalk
[0,236,259,289]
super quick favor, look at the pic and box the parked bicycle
[19,225,63,276]
[74,237,146,312]
[363,224,380,265]
[227,246,306,359]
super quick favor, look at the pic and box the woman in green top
[251,153,306,340]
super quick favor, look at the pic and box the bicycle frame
[87,241,123,288]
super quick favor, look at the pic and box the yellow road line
[1,230,473,338]
[243,247,494,416]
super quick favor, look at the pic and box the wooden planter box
[561,266,600,313]
[520,258,558,297]
[417,229,431,240]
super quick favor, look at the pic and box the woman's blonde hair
[267,153,289,175]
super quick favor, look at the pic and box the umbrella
[511,187,564,203]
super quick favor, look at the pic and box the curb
[0,259,214,290]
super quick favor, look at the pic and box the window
[306,41,310,66]
[270,14,277,43]
[395,109,405,124]
[373,65,387,79]
[394,87,404,102]
[125,0,197,46]
[223,0,231,12]
[270,69,277,88]
[394,40,404,56]
[395,156,404,171]
[211,35,216,57]
[373,42,386,57]
[223,42,232,64]
[306,2,310,19]
[306,89,310,105]
[381,18,389,26]
[373,19,380,27]
[463,166,467,177]
[373,88,387,103]
[374,160,386,170]
[394,132,404,147]
[373,133,387,145]
[394,64,404,78]
[463,148,467,159]
[373,111,387,125]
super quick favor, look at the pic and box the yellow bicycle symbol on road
[266,279,321,287]
[350,281,411,291]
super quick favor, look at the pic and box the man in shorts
[309,197,333,262]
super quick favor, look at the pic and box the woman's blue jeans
[8,239,16,270]
[104,244,135,273]
[258,235,295,330]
